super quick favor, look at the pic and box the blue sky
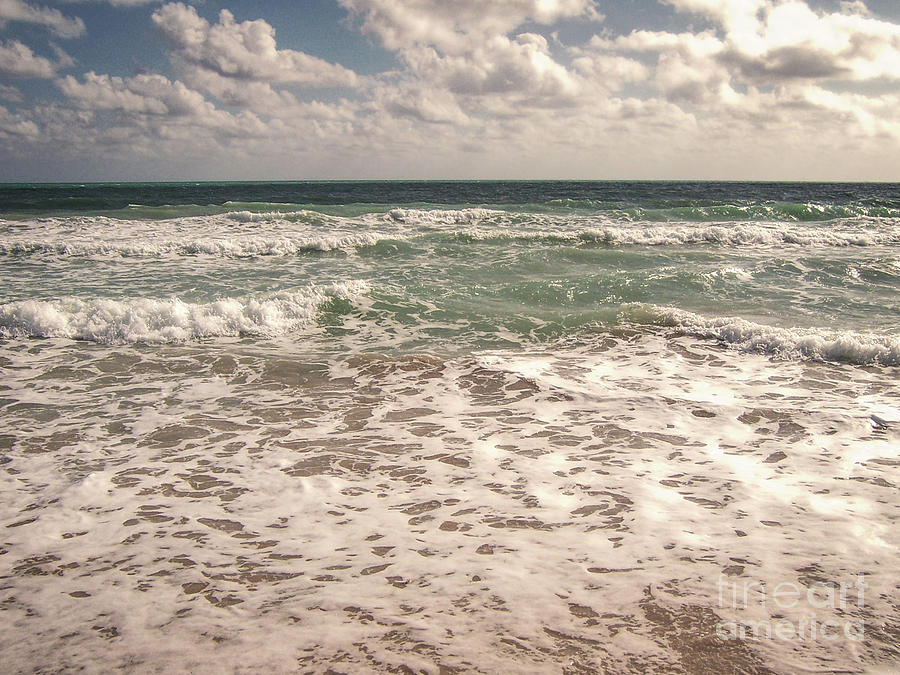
[1,0,898,181]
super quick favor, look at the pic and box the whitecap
[622,303,900,366]
[0,281,370,344]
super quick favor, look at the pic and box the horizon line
[2,178,899,186]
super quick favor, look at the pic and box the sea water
[0,181,897,673]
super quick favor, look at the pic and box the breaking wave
[3,217,898,259]
[623,304,900,366]
[0,281,369,344]
[0,233,389,257]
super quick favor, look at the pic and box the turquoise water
[1,182,898,673]
[1,181,899,360]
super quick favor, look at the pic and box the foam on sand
[0,333,895,672]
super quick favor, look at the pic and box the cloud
[3,0,899,180]
[57,71,213,115]
[47,71,293,167]
[52,69,364,149]
[570,52,649,88]
[338,0,608,121]
[400,33,581,101]
[595,1,900,94]
[340,0,601,53]
[173,66,300,111]
[0,39,67,77]
[0,104,39,138]
[372,84,470,125]
[657,0,900,83]
[151,2,358,87]
[803,85,900,139]
[0,0,85,38]
[27,4,371,169]
[0,82,22,101]
[68,1,161,5]
[576,0,900,143]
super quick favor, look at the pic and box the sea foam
[447,223,900,247]
[0,281,369,343]
[625,304,900,366]
[387,207,508,225]
[0,233,386,257]
[3,211,898,260]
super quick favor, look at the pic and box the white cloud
[372,83,470,125]
[57,71,213,116]
[592,30,722,57]
[0,82,22,101]
[174,66,300,111]
[803,85,900,139]
[24,4,372,170]
[151,2,358,87]
[0,38,62,77]
[69,1,160,5]
[51,69,366,157]
[570,52,648,91]
[40,70,296,170]
[839,1,872,17]
[0,0,85,38]
[576,0,900,145]
[0,103,39,138]
[658,0,900,82]
[3,0,899,180]
[401,33,581,101]
[340,0,601,53]
[338,0,609,121]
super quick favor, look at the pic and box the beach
[0,181,898,673]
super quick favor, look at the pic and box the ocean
[0,181,897,673]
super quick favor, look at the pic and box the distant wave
[440,224,899,247]
[0,282,369,343]
[387,207,511,224]
[545,200,900,222]
[623,304,900,366]
[0,232,389,257]
[581,222,900,246]
[3,217,898,259]
[118,201,900,223]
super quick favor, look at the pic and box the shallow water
[1,333,897,672]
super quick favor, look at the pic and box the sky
[0,0,898,181]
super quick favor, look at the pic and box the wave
[437,224,898,247]
[425,219,900,248]
[2,286,896,364]
[109,201,897,224]
[41,200,899,224]
[545,199,900,222]
[4,220,898,259]
[0,232,389,257]
[575,224,899,247]
[0,282,369,344]
[113,202,396,221]
[623,304,900,366]
[387,207,511,225]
